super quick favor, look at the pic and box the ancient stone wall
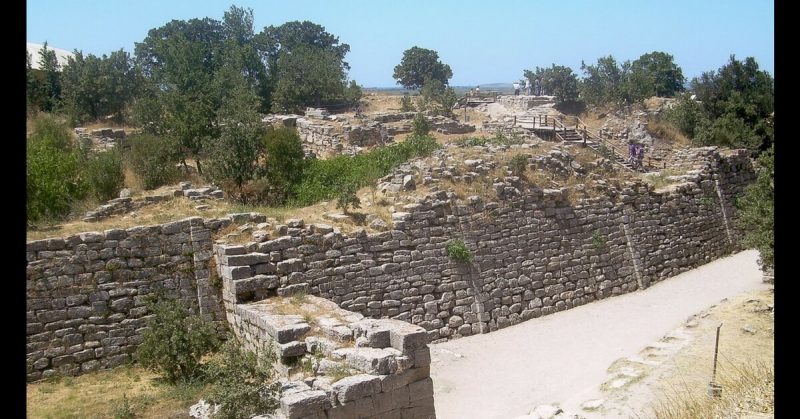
[224,295,436,418]
[25,213,265,382]
[496,95,556,111]
[213,148,754,344]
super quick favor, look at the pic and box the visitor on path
[637,144,645,169]
[513,82,520,96]
[628,142,635,161]
[525,79,531,95]
[476,86,480,94]
[536,78,542,95]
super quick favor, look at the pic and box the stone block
[331,374,382,404]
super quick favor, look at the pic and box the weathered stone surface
[331,374,382,404]
[280,390,330,419]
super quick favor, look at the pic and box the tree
[393,46,453,90]
[689,55,774,154]
[204,76,266,198]
[258,20,351,110]
[271,44,348,112]
[26,115,85,222]
[135,293,219,383]
[134,16,226,172]
[261,127,306,203]
[419,78,457,117]
[61,49,139,124]
[736,145,773,270]
[524,64,579,104]
[580,55,628,106]
[629,51,685,98]
[36,42,62,112]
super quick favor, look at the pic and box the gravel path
[429,249,769,419]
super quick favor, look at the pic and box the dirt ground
[429,249,772,419]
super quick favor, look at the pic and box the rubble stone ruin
[29,102,757,417]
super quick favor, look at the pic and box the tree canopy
[393,46,453,90]
[523,64,579,103]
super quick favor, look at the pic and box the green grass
[288,134,440,207]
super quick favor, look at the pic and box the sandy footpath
[430,249,769,419]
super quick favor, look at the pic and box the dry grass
[642,169,685,191]
[642,289,774,418]
[361,93,404,114]
[648,360,773,419]
[645,118,692,148]
[27,365,208,419]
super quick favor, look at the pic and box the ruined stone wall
[224,295,436,419]
[496,95,556,111]
[215,149,754,344]
[25,213,265,382]
[295,117,390,158]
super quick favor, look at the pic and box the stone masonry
[25,213,266,382]
[208,148,754,344]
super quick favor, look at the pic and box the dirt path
[430,249,770,419]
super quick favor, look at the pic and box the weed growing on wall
[446,239,474,263]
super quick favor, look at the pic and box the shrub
[591,231,607,249]
[290,134,439,206]
[335,183,361,213]
[205,338,281,419]
[400,93,415,112]
[446,239,473,263]
[508,154,529,177]
[412,113,430,136]
[26,115,86,222]
[126,133,180,190]
[85,149,125,201]
[262,127,306,200]
[135,293,219,383]
[112,394,135,419]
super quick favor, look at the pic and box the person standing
[513,82,520,96]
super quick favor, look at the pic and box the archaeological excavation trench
[27,147,756,418]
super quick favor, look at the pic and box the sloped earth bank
[430,249,771,419]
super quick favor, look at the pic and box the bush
[85,149,125,201]
[446,239,473,263]
[126,133,180,190]
[335,183,361,213]
[412,113,430,136]
[400,93,415,112]
[290,134,439,206]
[205,338,281,419]
[262,127,306,201]
[508,154,529,176]
[26,115,85,222]
[135,293,219,383]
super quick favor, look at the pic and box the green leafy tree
[203,77,266,199]
[272,44,348,112]
[259,20,351,110]
[36,42,63,112]
[665,93,705,138]
[205,339,281,419]
[412,112,430,136]
[84,149,125,202]
[26,115,85,222]
[126,133,180,190]
[260,127,306,203]
[736,145,773,270]
[335,183,361,213]
[400,93,415,112]
[61,49,140,124]
[580,55,628,106]
[134,16,226,173]
[135,293,220,383]
[690,55,773,153]
[420,78,457,117]
[393,46,453,90]
[629,51,685,98]
[524,64,580,104]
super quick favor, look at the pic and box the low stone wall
[82,182,224,222]
[497,95,556,111]
[25,213,265,382]
[223,294,436,418]
[295,117,392,158]
[208,148,755,345]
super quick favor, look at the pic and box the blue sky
[27,0,774,87]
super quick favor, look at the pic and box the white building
[27,42,74,70]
